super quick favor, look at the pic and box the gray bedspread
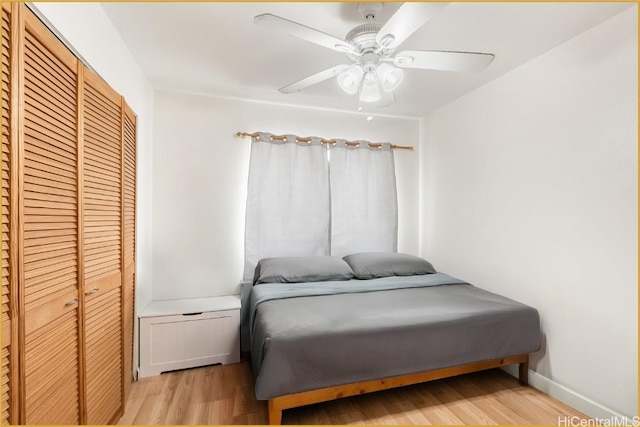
[249,273,540,400]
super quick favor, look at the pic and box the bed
[242,253,541,424]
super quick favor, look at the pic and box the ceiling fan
[254,2,495,107]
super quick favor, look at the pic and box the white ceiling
[100,2,633,118]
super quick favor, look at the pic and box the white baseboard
[502,365,636,424]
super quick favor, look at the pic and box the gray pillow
[343,252,436,279]
[254,256,354,284]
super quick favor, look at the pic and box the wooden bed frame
[267,353,529,425]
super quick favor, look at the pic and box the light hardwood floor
[119,360,588,425]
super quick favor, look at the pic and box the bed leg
[268,400,282,425]
[519,356,529,386]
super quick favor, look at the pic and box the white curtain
[243,133,330,281]
[329,140,398,257]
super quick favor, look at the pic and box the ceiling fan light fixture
[337,65,364,95]
[360,72,381,103]
[377,63,404,92]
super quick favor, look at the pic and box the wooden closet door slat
[24,309,79,424]
[85,84,120,117]
[1,346,9,423]
[85,287,121,424]
[22,8,81,424]
[122,104,136,402]
[82,67,123,425]
[22,27,75,91]
[84,142,120,169]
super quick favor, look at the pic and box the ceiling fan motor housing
[346,23,381,46]
[346,23,393,60]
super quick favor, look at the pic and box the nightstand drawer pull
[85,288,99,296]
[182,312,203,316]
[65,298,79,307]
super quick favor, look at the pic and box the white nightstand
[139,295,240,378]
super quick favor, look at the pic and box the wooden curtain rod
[236,131,414,151]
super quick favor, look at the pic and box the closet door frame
[120,101,136,407]
[76,62,87,425]
[10,3,25,424]
[6,2,21,425]
[119,99,126,412]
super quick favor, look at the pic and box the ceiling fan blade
[279,64,350,94]
[376,3,448,50]
[255,14,356,54]
[394,50,495,72]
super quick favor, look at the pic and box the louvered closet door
[22,9,81,425]
[82,67,123,425]
[1,3,13,425]
[122,103,136,402]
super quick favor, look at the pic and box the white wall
[29,2,155,375]
[421,6,637,418]
[152,91,420,300]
